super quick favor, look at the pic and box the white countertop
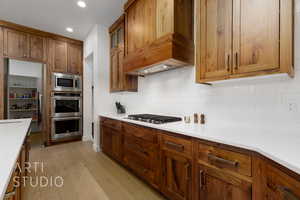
[100,113,300,176]
[0,119,31,200]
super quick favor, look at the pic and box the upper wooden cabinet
[68,43,83,74]
[3,28,28,59]
[109,15,138,92]
[49,39,83,75]
[123,0,194,74]
[3,28,46,62]
[196,0,294,83]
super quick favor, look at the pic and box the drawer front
[161,134,192,158]
[101,117,122,131]
[123,123,158,143]
[123,135,159,187]
[197,142,252,177]
[266,165,300,199]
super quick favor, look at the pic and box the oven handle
[52,117,82,121]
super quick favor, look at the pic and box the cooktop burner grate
[127,114,182,124]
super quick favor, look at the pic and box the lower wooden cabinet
[196,164,252,200]
[161,150,192,200]
[99,117,300,200]
[101,125,122,161]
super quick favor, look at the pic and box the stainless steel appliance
[127,114,182,124]
[51,117,82,140]
[51,92,82,117]
[52,73,81,92]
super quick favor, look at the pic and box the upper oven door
[52,96,82,117]
[53,73,75,91]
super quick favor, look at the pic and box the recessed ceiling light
[77,1,87,8]
[66,27,74,33]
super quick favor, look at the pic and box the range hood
[124,34,194,76]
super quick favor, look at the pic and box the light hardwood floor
[23,141,166,200]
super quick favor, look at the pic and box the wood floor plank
[23,141,165,200]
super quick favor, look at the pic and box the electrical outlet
[288,102,298,112]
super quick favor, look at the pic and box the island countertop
[99,113,300,177]
[0,119,31,200]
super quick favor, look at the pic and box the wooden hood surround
[123,0,195,75]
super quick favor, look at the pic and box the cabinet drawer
[161,134,192,158]
[123,123,158,143]
[100,117,122,131]
[197,142,252,177]
[266,164,300,199]
[123,135,159,187]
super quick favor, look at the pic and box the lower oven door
[51,117,82,141]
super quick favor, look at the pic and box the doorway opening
[5,59,46,147]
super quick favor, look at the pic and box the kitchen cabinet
[196,164,252,200]
[161,151,192,200]
[3,28,28,59]
[100,118,122,161]
[49,39,68,73]
[109,15,137,92]
[3,28,46,62]
[67,43,82,75]
[196,0,294,83]
[265,164,300,200]
[49,39,83,75]
[99,117,300,200]
[28,34,46,62]
[123,0,194,75]
[123,123,160,188]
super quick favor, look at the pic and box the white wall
[86,1,300,151]
[9,59,43,78]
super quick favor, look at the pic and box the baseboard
[93,143,100,152]
[82,135,92,142]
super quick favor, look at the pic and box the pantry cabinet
[109,15,138,92]
[196,0,294,83]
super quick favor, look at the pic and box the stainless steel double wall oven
[51,73,82,141]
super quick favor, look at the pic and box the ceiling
[0,0,126,40]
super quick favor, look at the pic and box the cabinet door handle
[185,163,190,180]
[208,153,239,168]
[278,186,299,200]
[235,52,239,70]
[165,141,184,152]
[199,170,205,190]
[227,54,231,72]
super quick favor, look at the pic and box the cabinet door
[232,0,280,74]
[126,0,156,54]
[67,43,83,74]
[198,0,233,81]
[101,126,122,161]
[110,50,120,91]
[51,40,68,73]
[197,164,252,200]
[161,151,192,200]
[28,34,46,62]
[3,28,28,59]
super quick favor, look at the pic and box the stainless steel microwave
[52,73,81,92]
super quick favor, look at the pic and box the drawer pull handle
[278,186,299,200]
[199,170,205,190]
[165,141,184,152]
[208,153,239,168]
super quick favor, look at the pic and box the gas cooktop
[127,114,182,124]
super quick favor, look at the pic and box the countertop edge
[99,114,300,177]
